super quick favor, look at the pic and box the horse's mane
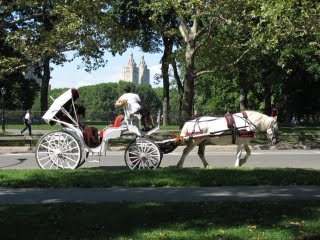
[245,110,272,131]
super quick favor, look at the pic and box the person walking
[20,110,32,136]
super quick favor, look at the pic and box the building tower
[121,54,150,85]
[138,55,150,84]
[121,53,138,84]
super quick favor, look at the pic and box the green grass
[280,126,320,134]
[1,201,320,239]
[1,168,320,188]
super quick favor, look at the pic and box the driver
[115,86,155,131]
[115,85,141,115]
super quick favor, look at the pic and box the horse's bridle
[267,119,279,144]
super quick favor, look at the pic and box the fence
[2,111,45,125]
[2,110,182,127]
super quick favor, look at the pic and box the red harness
[238,112,254,137]
[224,114,235,129]
[224,112,254,138]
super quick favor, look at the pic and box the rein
[233,113,257,131]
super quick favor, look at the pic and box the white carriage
[35,88,164,170]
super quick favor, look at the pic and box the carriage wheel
[35,131,82,169]
[125,139,162,170]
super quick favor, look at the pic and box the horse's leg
[198,142,211,168]
[239,143,251,166]
[235,144,244,167]
[176,139,199,168]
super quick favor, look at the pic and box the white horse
[176,110,279,168]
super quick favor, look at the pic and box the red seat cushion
[100,115,124,138]
[113,115,123,127]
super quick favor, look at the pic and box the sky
[50,47,163,89]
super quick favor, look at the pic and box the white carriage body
[35,88,162,170]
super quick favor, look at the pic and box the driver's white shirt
[117,93,141,114]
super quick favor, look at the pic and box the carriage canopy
[42,88,79,126]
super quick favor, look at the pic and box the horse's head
[266,116,279,145]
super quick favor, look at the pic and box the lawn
[1,169,320,239]
[1,201,320,239]
[0,168,320,188]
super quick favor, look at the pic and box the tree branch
[193,69,217,78]
[178,15,189,42]
[232,48,250,65]
[171,59,183,96]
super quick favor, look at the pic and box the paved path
[1,186,320,204]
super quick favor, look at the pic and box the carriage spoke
[37,153,54,161]
[61,152,82,156]
[40,157,55,168]
[38,144,56,152]
[125,139,161,170]
[36,131,82,170]
[63,155,78,163]
[132,159,141,169]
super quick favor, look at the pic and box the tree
[105,0,181,126]
[0,10,40,110]
[1,0,112,111]
[148,0,255,126]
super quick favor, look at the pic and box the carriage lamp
[1,87,6,132]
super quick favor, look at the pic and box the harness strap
[224,113,237,144]
[224,114,236,129]
[189,117,201,137]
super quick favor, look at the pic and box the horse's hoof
[204,165,213,169]
[239,159,247,167]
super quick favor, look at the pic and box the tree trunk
[171,59,183,123]
[239,88,247,112]
[180,42,195,128]
[162,63,169,126]
[40,57,50,112]
[161,36,173,126]
[264,81,272,115]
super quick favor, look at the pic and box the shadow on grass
[0,201,320,239]
[1,168,320,188]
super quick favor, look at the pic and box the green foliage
[33,82,162,121]
[136,84,162,113]
[77,83,120,121]
[0,74,40,110]
[2,0,320,122]
[195,76,239,116]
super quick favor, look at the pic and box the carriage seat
[99,115,124,140]
[110,115,124,128]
